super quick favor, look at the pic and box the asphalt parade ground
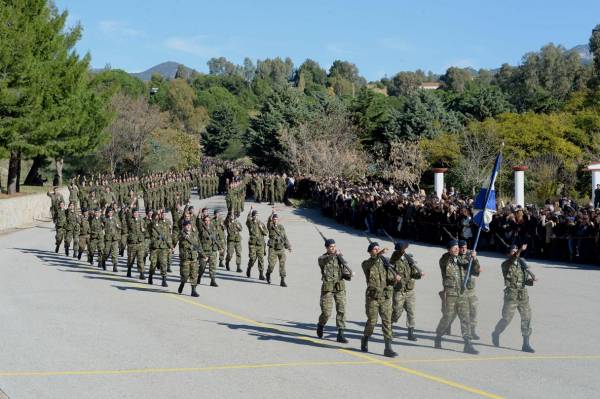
[1,195,600,399]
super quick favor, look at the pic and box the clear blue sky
[55,0,600,80]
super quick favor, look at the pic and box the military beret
[324,238,335,247]
[182,220,191,226]
[94,208,100,212]
[447,240,459,249]
[251,210,258,216]
[146,209,153,214]
[394,240,408,250]
[507,244,518,254]
[458,240,467,247]
[214,209,220,215]
[272,214,279,219]
[132,208,138,213]
[367,242,379,252]
[81,207,88,213]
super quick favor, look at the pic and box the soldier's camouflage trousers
[104,240,119,268]
[150,248,169,277]
[392,289,416,328]
[88,239,105,264]
[55,228,65,247]
[218,240,225,265]
[248,243,265,272]
[199,251,217,279]
[364,295,393,340]
[449,291,478,334]
[267,247,286,277]
[79,235,89,257]
[120,234,127,254]
[435,294,471,339]
[180,259,198,286]
[64,229,79,254]
[227,240,242,267]
[493,288,532,337]
[128,243,145,273]
[319,288,346,329]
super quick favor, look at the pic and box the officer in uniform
[492,244,535,353]
[360,241,400,358]
[266,212,292,286]
[78,208,90,260]
[434,240,478,354]
[53,201,67,253]
[198,215,222,287]
[126,208,146,279]
[225,211,243,272]
[178,220,202,297]
[103,208,121,272]
[316,238,350,344]
[246,207,267,280]
[64,202,80,257]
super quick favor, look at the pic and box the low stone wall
[0,187,69,231]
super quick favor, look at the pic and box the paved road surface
[1,195,599,398]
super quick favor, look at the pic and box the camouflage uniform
[390,251,422,329]
[213,215,226,268]
[266,216,291,284]
[225,216,243,272]
[103,216,121,271]
[493,256,533,338]
[449,254,480,337]
[317,253,347,329]
[149,219,172,284]
[54,207,67,251]
[78,214,90,260]
[362,256,396,340]
[179,230,200,293]
[246,212,267,278]
[127,216,146,277]
[64,208,80,257]
[198,221,222,286]
[89,215,105,266]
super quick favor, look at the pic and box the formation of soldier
[48,165,537,358]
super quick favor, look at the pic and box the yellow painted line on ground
[0,360,370,378]
[392,354,600,364]
[169,294,503,399]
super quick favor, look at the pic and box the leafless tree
[372,140,427,190]
[453,127,501,195]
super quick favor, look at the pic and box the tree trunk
[16,151,21,192]
[7,151,20,194]
[55,157,64,186]
[24,155,47,186]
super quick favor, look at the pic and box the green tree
[202,105,240,156]
[440,67,473,93]
[89,69,146,97]
[448,85,512,121]
[590,25,600,86]
[207,57,236,76]
[387,71,425,96]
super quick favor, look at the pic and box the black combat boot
[492,331,500,347]
[337,329,348,344]
[434,335,442,349]
[72,251,77,259]
[236,265,242,273]
[88,254,93,265]
[191,285,199,297]
[522,336,535,353]
[259,272,265,281]
[471,329,480,340]
[119,248,124,257]
[280,277,287,287]
[77,250,82,260]
[225,262,230,271]
[178,282,185,294]
[126,264,132,278]
[463,338,479,355]
[384,339,398,358]
[316,324,324,338]
[113,264,118,272]
[407,327,417,341]
[219,261,224,269]
[210,278,218,287]
[445,326,452,336]
[148,273,154,285]
[139,272,145,280]
[266,271,271,284]
[361,336,369,352]
[167,266,172,273]
[55,244,60,253]
[161,276,168,287]
[246,266,252,278]
[65,246,69,256]
[101,259,107,270]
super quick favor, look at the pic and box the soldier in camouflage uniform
[78,208,90,260]
[360,242,400,358]
[47,187,64,224]
[143,209,154,266]
[89,208,105,267]
[118,205,130,257]
[246,207,267,280]
[266,212,292,287]
[198,215,222,287]
[148,210,171,287]
[434,240,478,354]
[316,239,349,344]
[178,220,202,297]
[64,202,80,258]
[225,211,243,272]
[390,241,423,341]
[213,209,226,268]
[447,240,481,339]
[103,208,121,272]
[492,244,535,353]
[53,201,67,253]
[127,208,146,279]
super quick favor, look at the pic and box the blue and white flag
[472,153,502,231]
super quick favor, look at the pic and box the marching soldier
[89,208,105,267]
[53,201,67,253]
[316,238,349,344]
[126,208,146,279]
[246,207,267,280]
[225,211,243,272]
[492,244,536,353]
[47,187,64,224]
[78,208,90,260]
[434,240,478,354]
[178,220,202,297]
[360,242,400,358]
[213,209,226,269]
[266,212,292,287]
[64,202,80,257]
[390,240,423,341]
[148,210,171,287]
[103,208,121,272]
[198,214,222,287]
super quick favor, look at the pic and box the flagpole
[463,144,503,289]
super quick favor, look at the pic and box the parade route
[1,195,599,399]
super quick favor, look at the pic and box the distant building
[419,82,441,90]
